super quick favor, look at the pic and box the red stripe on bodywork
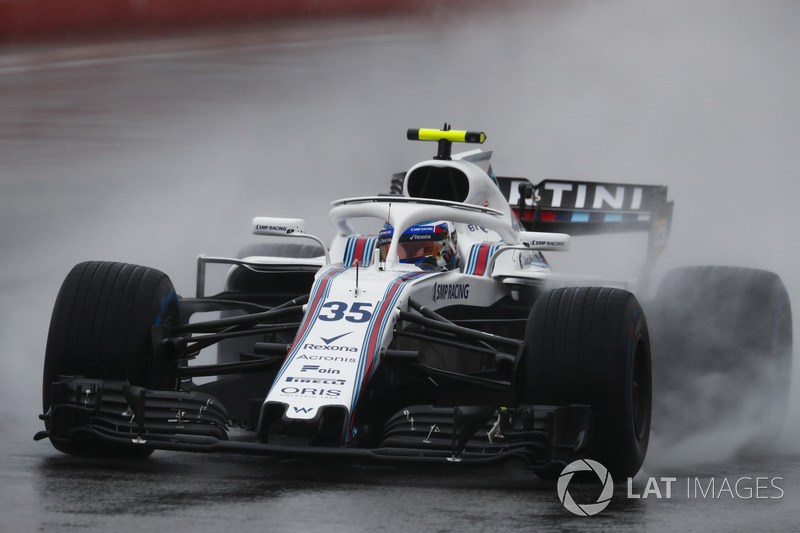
[473,245,491,276]
[364,271,428,382]
[348,271,427,438]
[286,267,344,355]
[352,238,367,266]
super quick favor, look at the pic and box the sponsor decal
[532,239,567,247]
[280,386,341,397]
[405,225,438,234]
[506,180,654,211]
[285,376,346,386]
[302,343,357,353]
[297,354,357,362]
[432,282,470,302]
[320,332,352,345]
[255,224,295,234]
[541,182,643,210]
[300,365,340,374]
[466,224,489,233]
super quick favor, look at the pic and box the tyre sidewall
[522,287,652,480]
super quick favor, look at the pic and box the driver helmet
[378,220,459,270]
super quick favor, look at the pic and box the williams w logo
[292,407,314,414]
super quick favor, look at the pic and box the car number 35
[318,301,374,323]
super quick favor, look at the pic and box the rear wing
[496,177,674,259]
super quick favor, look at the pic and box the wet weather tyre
[523,287,652,481]
[649,266,792,438]
[42,261,179,457]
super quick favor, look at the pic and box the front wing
[36,376,591,468]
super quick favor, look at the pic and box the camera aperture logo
[557,459,614,516]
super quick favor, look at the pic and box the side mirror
[518,231,571,251]
[252,217,306,236]
[251,217,331,264]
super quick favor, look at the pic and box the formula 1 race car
[36,127,793,481]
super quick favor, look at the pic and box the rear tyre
[649,266,792,440]
[43,261,179,457]
[522,287,652,481]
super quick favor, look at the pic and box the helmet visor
[397,240,443,262]
[377,222,448,264]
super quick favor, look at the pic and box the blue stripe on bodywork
[349,271,430,430]
[266,266,347,394]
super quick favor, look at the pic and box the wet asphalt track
[2,445,799,532]
[3,2,800,531]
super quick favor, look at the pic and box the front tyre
[522,287,652,480]
[43,261,179,457]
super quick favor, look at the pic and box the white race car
[37,126,792,480]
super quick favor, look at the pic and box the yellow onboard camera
[407,124,486,160]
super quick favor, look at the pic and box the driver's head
[378,220,458,270]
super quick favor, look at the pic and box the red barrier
[0,0,430,42]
